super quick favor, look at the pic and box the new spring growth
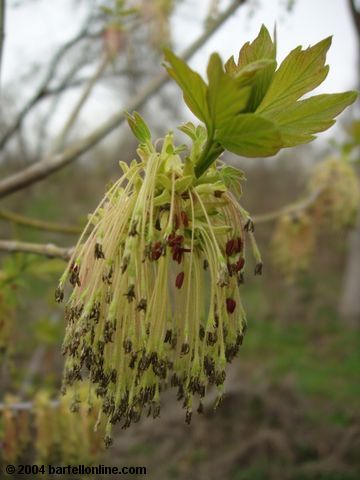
[56,26,357,445]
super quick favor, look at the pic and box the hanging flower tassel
[56,125,260,445]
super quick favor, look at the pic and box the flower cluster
[57,127,261,444]
[308,157,360,230]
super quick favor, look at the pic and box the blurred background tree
[0,1,359,479]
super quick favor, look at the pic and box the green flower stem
[194,138,224,178]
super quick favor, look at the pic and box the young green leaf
[269,91,358,147]
[207,53,250,132]
[225,25,277,110]
[125,111,151,143]
[257,37,332,116]
[163,49,210,125]
[216,113,282,157]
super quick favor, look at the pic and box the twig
[0,0,246,199]
[0,208,82,234]
[0,15,96,150]
[252,189,322,224]
[0,399,59,411]
[0,239,72,260]
[53,53,110,152]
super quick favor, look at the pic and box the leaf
[225,25,277,110]
[163,49,210,125]
[216,113,282,157]
[219,165,246,197]
[207,53,250,132]
[271,92,358,147]
[125,111,151,143]
[257,37,332,116]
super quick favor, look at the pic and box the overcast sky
[2,0,359,144]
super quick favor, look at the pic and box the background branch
[0,0,246,199]
[252,188,322,224]
[0,14,97,150]
[0,208,82,234]
[53,53,110,152]
[0,239,72,260]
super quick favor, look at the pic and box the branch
[0,208,82,234]
[252,188,322,224]
[0,16,97,151]
[0,240,72,260]
[53,53,110,152]
[0,0,246,199]
[0,399,59,411]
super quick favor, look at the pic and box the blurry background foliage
[0,0,360,479]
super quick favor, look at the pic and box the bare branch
[0,15,98,150]
[0,239,72,260]
[53,53,110,152]
[252,188,322,224]
[0,208,82,234]
[0,0,246,199]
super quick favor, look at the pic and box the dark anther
[121,254,130,273]
[129,352,138,369]
[214,190,224,198]
[136,298,147,312]
[199,325,205,340]
[103,321,115,343]
[181,342,190,355]
[155,217,161,231]
[94,242,105,259]
[237,272,245,285]
[254,262,263,275]
[55,285,64,303]
[124,284,136,302]
[110,369,117,383]
[102,266,113,285]
[244,219,255,232]
[203,259,209,271]
[69,262,81,287]
[123,339,132,353]
[206,330,218,346]
[215,370,226,386]
[164,329,172,344]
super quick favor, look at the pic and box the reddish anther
[151,241,163,261]
[234,237,243,254]
[226,298,236,314]
[180,211,189,228]
[225,239,236,256]
[173,213,180,231]
[175,272,185,289]
[235,257,245,272]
